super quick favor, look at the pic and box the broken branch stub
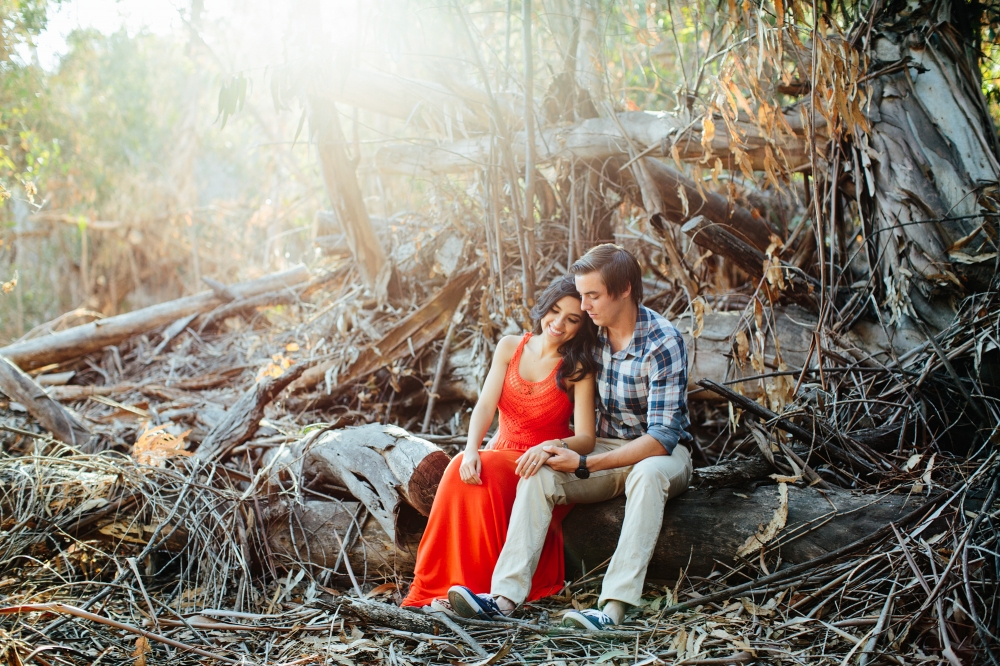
[0,356,93,448]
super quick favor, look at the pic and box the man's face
[574,271,632,329]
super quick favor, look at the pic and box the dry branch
[0,356,92,447]
[0,265,310,371]
[288,266,479,398]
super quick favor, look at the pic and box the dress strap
[510,333,532,367]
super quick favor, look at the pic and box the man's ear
[619,284,632,302]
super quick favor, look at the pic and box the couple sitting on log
[401,244,693,631]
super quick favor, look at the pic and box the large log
[0,265,310,371]
[270,482,910,585]
[564,484,910,581]
[376,110,817,175]
[265,426,910,586]
[264,424,451,541]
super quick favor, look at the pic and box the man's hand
[515,442,557,478]
[459,450,483,485]
[542,445,582,473]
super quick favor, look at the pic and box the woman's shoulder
[494,334,525,362]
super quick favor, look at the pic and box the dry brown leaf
[132,425,192,466]
[256,352,293,382]
[131,636,150,666]
[735,330,750,368]
[1,271,17,294]
[691,299,706,339]
[701,115,716,161]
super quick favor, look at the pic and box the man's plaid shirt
[595,305,691,454]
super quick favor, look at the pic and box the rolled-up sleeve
[644,330,690,454]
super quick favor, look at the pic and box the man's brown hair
[570,243,643,306]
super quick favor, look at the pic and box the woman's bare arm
[459,336,518,484]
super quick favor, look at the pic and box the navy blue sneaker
[447,585,506,620]
[562,608,616,631]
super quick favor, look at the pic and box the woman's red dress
[401,334,575,607]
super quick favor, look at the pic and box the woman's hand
[515,441,559,478]
[459,449,483,485]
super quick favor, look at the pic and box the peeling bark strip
[0,265,310,371]
[0,356,92,447]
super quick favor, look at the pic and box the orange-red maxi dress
[402,334,575,607]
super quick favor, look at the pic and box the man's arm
[544,328,688,473]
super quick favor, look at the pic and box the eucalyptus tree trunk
[860,2,1000,333]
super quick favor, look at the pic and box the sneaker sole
[448,587,487,619]
[562,613,603,631]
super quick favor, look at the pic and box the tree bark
[0,265,310,371]
[287,267,478,400]
[310,98,387,290]
[562,485,910,582]
[860,19,1000,331]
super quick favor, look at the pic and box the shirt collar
[599,306,650,359]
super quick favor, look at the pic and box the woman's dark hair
[529,274,598,391]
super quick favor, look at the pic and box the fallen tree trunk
[563,485,910,582]
[268,477,910,584]
[259,425,909,586]
[376,110,819,175]
[0,265,310,371]
[264,425,451,539]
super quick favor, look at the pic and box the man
[448,243,693,630]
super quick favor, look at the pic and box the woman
[401,275,598,610]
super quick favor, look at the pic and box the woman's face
[540,295,586,344]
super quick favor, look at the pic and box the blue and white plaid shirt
[595,305,691,454]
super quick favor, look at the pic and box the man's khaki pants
[491,439,692,608]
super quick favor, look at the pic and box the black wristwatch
[575,454,590,479]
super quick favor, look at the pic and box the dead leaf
[256,352,293,382]
[131,636,150,666]
[452,637,513,666]
[691,299,707,338]
[132,425,192,466]
[735,330,750,368]
[1,271,17,294]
